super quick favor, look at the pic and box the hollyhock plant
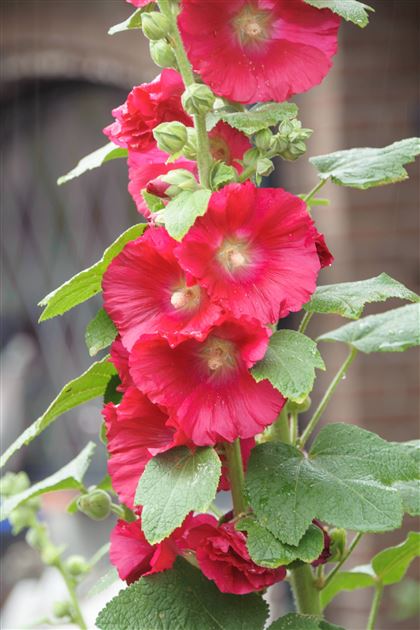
[175,181,323,325]
[129,316,286,445]
[178,0,340,104]
[208,122,252,170]
[103,226,223,351]
[103,69,191,152]
[181,515,286,594]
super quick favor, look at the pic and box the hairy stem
[298,311,313,335]
[55,559,87,630]
[299,347,358,448]
[290,564,321,616]
[366,584,384,630]
[320,532,363,590]
[303,179,327,204]
[158,0,212,187]
[224,440,247,516]
[290,410,299,445]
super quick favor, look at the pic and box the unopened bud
[149,39,177,69]
[41,543,62,566]
[162,169,199,196]
[273,119,313,161]
[288,396,311,413]
[242,147,260,170]
[256,157,274,178]
[141,11,171,41]
[328,528,347,562]
[65,554,90,577]
[182,128,198,160]
[77,489,112,521]
[182,83,215,115]
[26,525,48,550]
[53,600,72,619]
[9,505,36,534]
[0,471,30,496]
[153,121,188,155]
[254,129,273,152]
[209,161,237,191]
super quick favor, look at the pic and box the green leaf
[39,224,146,321]
[85,309,117,357]
[392,481,420,516]
[136,446,221,544]
[217,102,298,135]
[1,442,96,519]
[96,558,268,630]
[246,423,418,546]
[318,303,420,353]
[141,190,165,214]
[88,567,120,598]
[305,273,418,319]
[161,189,211,241]
[310,138,420,189]
[372,531,420,586]
[57,143,128,185]
[237,517,324,568]
[252,330,325,402]
[267,613,345,630]
[108,8,143,35]
[1,357,116,468]
[303,0,374,28]
[320,567,376,609]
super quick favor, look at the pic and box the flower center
[210,137,230,164]
[233,4,271,45]
[201,337,237,373]
[217,239,250,273]
[170,285,201,310]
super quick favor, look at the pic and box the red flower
[178,0,340,104]
[103,227,223,351]
[208,122,251,170]
[103,69,191,152]
[175,181,322,325]
[110,337,134,392]
[103,387,186,508]
[181,515,286,594]
[128,148,197,218]
[127,0,153,6]
[311,520,332,567]
[315,233,334,268]
[129,317,285,445]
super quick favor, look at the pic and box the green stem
[303,179,327,204]
[224,440,247,516]
[290,410,298,445]
[269,406,292,444]
[55,559,87,630]
[299,347,358,448]
[320,533,363,590]
[366,584,384,630]
[289,564,321,616]
[298,311,313,335]
[158,0,212,187]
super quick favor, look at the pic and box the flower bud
[141,11,171,41]
[149,39,177,69]
[41,543,62,566]
[328,528,347,562]
[272,119,313,161]
[0,471,31,496]
[65,554,90,577]
[26,525,48,550]
[242,147,260,169]
[53,600,72,619]
[181,84,215,115]
[256,157,274,178]
[209,162,237,191]
[77,489,112,521]
[9,505,36,534]
[288,396,311,413]
[153,121,188,155]
[254,128,273,152]
[160,169,199,198]
[182,128,198,160]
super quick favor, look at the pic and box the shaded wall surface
[1,1,419,629]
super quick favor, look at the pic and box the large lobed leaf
[1,442,96,518]
[268,613,344,630]
[0,357,116,468]
[135,446,221,544]
[39,224,146,321]
[304,0,373,28]
[318,303,420,353]
[57,142,127,185]
[252,330,325,402]
[305,273,418,320]
[85,308,117,356]
[96,558,268,630]
[310,138,420,189]
[246,424,418,546]
[212,102,298,135]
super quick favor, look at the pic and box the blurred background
[0,1,419,628]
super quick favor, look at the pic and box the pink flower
[110,337,134,392]
[175,181,322,325]
[103,387,186,508]
[129,317,285,445]
[181,515,286,594]
[208,122,251,170]
[128,148,197,218]
[103,69,191,152]
[178,0,340,104]
[127,0,153,7]
[103,227,223,351]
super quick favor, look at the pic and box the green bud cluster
[77,488,112,521]
[0,471,30,496]
[53,600,72,620]
[271,119,313,161]
[153,121,188,155]
[65,554,90,576]
[182,84,215,116]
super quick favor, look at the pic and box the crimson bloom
[127,0,153,6]
[129,316,285,445]
[178,0,340,104]
[110,338,134,393]
[104,69,191,152]
[103,386,186,508]
[208,122,251,170]
[103,227,222,351]
[181,515,286,594]
[175,181,322,325]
